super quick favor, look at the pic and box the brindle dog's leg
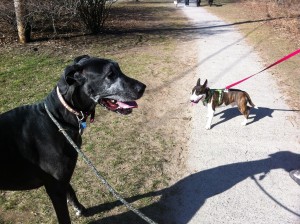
[206,102,215,130]
[238,99,249,126]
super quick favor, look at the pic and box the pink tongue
[116,101,138,109]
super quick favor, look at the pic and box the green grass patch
[0,2,191,223]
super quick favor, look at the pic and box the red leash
[225,48,300,90]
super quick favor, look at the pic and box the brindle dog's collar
[56,86,84,119]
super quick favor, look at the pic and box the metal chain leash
[44,103,157,224]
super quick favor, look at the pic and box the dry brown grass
[245,0,300,42]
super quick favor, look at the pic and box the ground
[0,3,196,223]
[166,5,300,224]
[0,2,299,223]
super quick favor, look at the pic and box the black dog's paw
[73,204,87,217]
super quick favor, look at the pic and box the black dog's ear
[197,78,201,86]
[67,55,90,84]
[74,55,90,63]
[64,64,86,85]
[58,63,86,95]
[203,79,208,87]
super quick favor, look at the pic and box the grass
[0,54,64,111]
[0,2,193,223]
[3,1,298,223]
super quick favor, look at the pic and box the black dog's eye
[106,72,116,80]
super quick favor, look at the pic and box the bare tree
[26,0,80,36]
[1,0,115,42]
[77,0,115,34]
[14,0,30,43]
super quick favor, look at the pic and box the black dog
[0,55,146,223]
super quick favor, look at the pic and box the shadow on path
[148,12,277,93]
[212,107,300,128]
[85,151,300,223]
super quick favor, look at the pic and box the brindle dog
[190,78,256,129]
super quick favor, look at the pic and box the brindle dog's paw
[205,125,211,130]
[241,120,247,126]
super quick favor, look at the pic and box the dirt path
[164,6,300,224]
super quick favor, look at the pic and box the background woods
[0,0,299,44]
[1,0,114,44]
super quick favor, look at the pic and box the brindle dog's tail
[244,92,257,108]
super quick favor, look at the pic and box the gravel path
[165,6,300,224]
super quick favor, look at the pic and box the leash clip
[78,111,85,121]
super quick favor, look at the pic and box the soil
[0,3,197,223]
[163,4,300,224]
[0,1,300,224]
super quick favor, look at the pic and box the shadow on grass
[31,2,294,45]
[85,151,300,223]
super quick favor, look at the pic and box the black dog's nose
[135,82,146,97]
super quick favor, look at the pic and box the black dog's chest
[0,103,80,181]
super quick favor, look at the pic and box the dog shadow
[85,151,300,224]
[212,107,299,128]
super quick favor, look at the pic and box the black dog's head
[58,55,146,115]
[190,78,208,105]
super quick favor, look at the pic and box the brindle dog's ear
[197,78,201,86]
[203,79,208,87]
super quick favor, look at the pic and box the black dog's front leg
[45,184,71,224]
[67,184,86,216]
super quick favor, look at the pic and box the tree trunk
[14,0,30,44]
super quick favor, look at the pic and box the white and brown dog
[190,78,256,129]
